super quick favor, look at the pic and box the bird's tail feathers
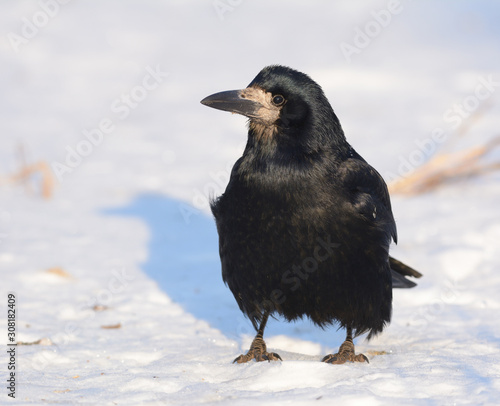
[389,256,422,289]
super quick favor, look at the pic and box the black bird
[201,65,422,364]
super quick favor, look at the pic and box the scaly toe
[263,352,282,362]
[352,353,369,363]
[234,350,282,363]
[322,352,369,364]
[322,353,346,364]
[233,352,254,364]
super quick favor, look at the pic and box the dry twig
[389,100,499,195]
[0,145,55,198]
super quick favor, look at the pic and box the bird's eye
[272,94,285,106]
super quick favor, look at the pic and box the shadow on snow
[102,193,343,349]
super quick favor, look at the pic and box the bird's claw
[233,353,251,364]
[233,350,282,364]
[322,352,369,364]
[260,352,282,362]
[322,337,369,364]
[233,334,282,363]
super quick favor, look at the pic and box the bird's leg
[233,312,282,364]
[322,327,369,364]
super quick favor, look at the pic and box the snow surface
[1,1,500,404]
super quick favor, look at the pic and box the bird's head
[201,65,349,157]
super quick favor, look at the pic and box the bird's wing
[337,157,398,244]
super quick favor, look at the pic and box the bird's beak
[200,90,261,119]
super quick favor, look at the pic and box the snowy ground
[1,1,500,404]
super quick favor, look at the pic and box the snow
[1,1,500,404]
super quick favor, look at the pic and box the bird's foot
[233,350,282,363]
[322,338,369,365]
[233,335,282,364]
